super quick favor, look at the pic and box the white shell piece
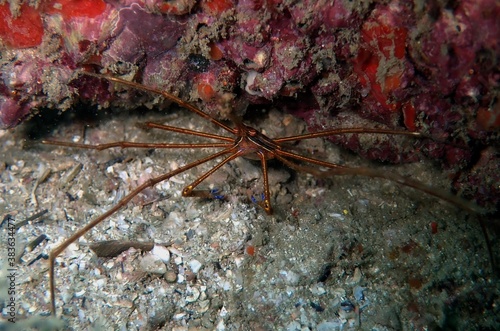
[188,259,202,273]
[140,253,167,275]
[185,286,200,303]
[151,244,170,264]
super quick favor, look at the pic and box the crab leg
[49,147,233,314]
[80,71,236,134]
[273,152,487,215]
[42,140,232,150]
[274,127,423,143]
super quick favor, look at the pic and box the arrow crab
[40,72,493,325]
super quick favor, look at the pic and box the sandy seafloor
[0,104,498,330]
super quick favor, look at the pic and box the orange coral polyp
[209,43,224,60]
[197,83,216,101]
[383,73,402,93]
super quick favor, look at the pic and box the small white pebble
[95,279,106,289]
[174,256,183,265]
[310,284,327,296]
[118,170,129,181]
[173,313,185,321]
[221,281,231,291]
[168,246,185,257]
[151,245,170,264]
[140,253,167,275]
[219,306,228,317]
[234,256,244,268]
[188,259,202,273]
[78,309,86,322]
[74,289,85,298]
[329,212,345,221]
[216,320,226,331]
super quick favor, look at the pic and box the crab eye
[248,128,257,136]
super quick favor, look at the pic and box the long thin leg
[49,147,233,314]
[144,122,234,142]
[274,128,423,143]
[182,148,243,198]
[42,140,232,150]
[276,149,348,169]
[257,151,272,214]
[317,166,488,215]
[273,153,487,215]
[80,71,237,135]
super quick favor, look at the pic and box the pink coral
[102,3,185,65]
[0,98,31,128]
[0,0,498,209]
